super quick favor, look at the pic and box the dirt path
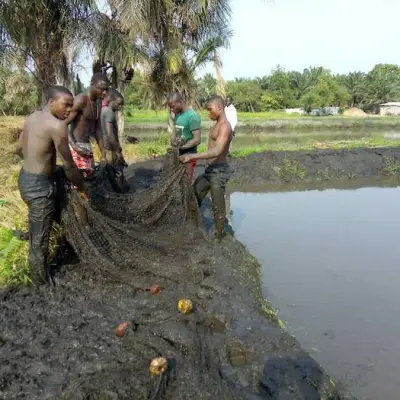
[0,158,357,400]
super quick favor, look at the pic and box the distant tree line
[3,63,400,115]
[196,64,400,113]
[120,63,400,114]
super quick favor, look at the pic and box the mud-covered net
[54,147,248,399]
[61,147,209,286]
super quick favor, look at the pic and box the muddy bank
[227,147,400,186]
[0,164,354,399]
[127,147,400,188]
[126,117,400,133]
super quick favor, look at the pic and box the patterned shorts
[69,144,95,178]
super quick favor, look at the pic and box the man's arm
[180,129,200,150]
[183,124,231,161]
[180,114,201,150]
[64,95,86,126]
[51,121,86,191]
[105,122,122,152]
[103,108,121,152]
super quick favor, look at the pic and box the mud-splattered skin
[0,152,355,400]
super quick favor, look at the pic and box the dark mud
[127,147,400,189]
[1,164,355,400]
[228,147,400,186]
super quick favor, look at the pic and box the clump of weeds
[383,156,400,176]
[274,157,306,182]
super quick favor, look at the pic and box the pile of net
[60,147,208,286]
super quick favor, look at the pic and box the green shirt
[174,108,201,154]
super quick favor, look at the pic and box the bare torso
[207,118,232,165]
[70,93,99,144]
[21,111,63,175]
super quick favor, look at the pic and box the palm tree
[94,0,232,108]
[337,72,366,107]
[91,0,232,134]
[0,0,97,106]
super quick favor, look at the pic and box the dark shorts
[193,163,232,220]
[18,168,65,283]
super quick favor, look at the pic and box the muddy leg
[27,195,55,285]
[193,174,211,208]
[209,165,232,241]
[209,183,227,241]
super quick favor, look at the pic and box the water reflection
[229,185,400,400]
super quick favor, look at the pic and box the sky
[80,0,400,85]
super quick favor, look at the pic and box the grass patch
[274,157,307,181]
[383,156,400,176]
[0,228,29,286]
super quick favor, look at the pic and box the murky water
[228,184,400,400]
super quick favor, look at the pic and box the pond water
[227,184,400,400]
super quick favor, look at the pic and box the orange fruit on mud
[150,285,162,295]
[115,321,130,337]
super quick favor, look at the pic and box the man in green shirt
[168,92,201,183]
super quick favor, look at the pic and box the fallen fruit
[149,357,168,376]
[177,298,193,314]
[150,285,162,295]
[115,321,130,337]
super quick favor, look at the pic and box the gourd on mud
[149,357,168,376]
[177,298,193,314]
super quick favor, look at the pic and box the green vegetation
[275,157,307,181]
[1,0,231,109]
[126,63,400,114]
[383,157,400,176]
[0,227,29,286]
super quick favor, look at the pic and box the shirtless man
[65,72,110,177]
[179,95,232,241]
[18,86,87,285]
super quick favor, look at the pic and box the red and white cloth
[69,143,95,179]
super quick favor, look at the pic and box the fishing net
[60,147,207,285]
[50,146,248,399]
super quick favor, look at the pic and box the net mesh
[61,147,207,285]
[55,147,245,399]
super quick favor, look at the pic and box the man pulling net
[65,73,110,178]
[179,96,233,241]
[18,86,88,285]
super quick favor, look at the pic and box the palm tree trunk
[36,63,57,108]
[117,78,126,145]
[214,51,226,99]
[168,108,174,135]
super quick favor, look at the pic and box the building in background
[380,102,400,116]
